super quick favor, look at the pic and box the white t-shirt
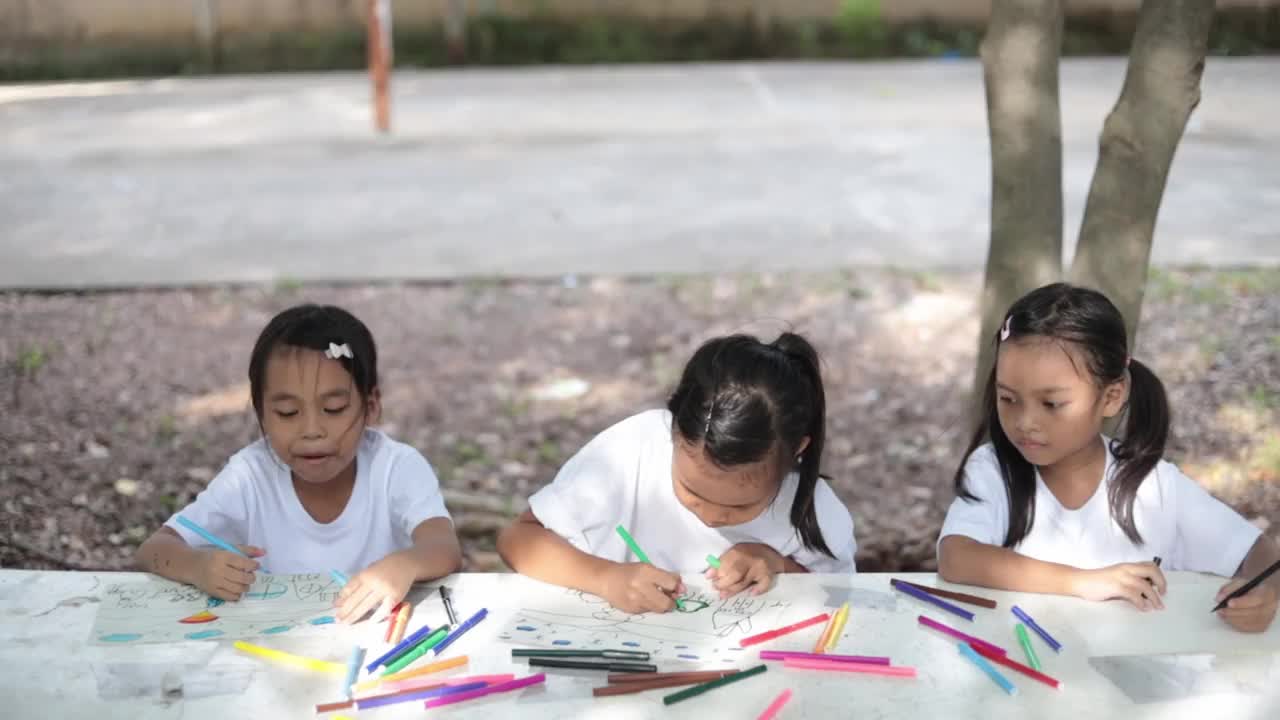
[939,440,1261,576]
[166,429,451,575]
[528,409,857,573]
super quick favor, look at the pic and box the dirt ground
[2,267,1277,573]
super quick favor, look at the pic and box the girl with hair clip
[938,283,1279,632]
[498,333,857,614]
[135,304,462,623]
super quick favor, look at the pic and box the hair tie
[999,316,1012,342]
[704,402,713,436]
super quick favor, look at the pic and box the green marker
[1015,623,1041,670]
[663,664,768,705]
[706,554,721,569]
[381,625,449,675]
[615,525,685,610]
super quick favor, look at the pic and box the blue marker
[343,645,364,699]
[175,516,250,559]
[366,623,433,672]
[958,642,1017,696]
[330,569,350,586]
[431,608,489,656]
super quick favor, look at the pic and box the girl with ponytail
[939,283,1278,633]
[499,332,856,614]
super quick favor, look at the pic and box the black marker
[1141,556,1162,601]
[528,657,658,673]
[1212,558,1280,613]
[512,648,651,661]
[439,585,458,625]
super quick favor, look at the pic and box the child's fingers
[236,544,266,558]
[224,564,256,587]
[336,586,377,624]
[636,582,675,613]
[642,566,682,594]
[1147,566,1168,595]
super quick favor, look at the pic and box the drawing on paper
[497,581,822,665]
[90,574,343,645]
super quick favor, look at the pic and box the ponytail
[1108,358,1170,544]
[771,333,833,558]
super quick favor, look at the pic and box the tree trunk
[1069,0,1216,348]
[445,0,468,63]
[973,0,1066,398]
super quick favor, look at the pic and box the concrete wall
[4,0,1276,45]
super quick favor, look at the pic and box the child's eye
[324,405,349,415]
[1043,401,1064,410]
[998,395,1015,404]
[274,410,298,419]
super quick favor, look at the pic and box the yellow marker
[351,654,468,693]
[824,603,850,652]
[233,640,343,673]
[812,612,837,654]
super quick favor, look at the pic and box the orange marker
[388,602,411,644]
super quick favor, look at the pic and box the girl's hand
[193,545,264,601]
[599,562,685,614]
[1214,579,1279,633]
[1070,562,1166,611]
[708,543,785,599]
[335,552,417,624]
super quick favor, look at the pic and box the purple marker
[354,681,488,710]
[1012,605,1062,653]
[892,579,976,621]
[917,615,1006,656]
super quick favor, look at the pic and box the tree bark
[445,0,468,63]
[1069,0,1216,348]
[973,0,1065,398]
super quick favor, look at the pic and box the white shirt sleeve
[527,420,635,555]
[386,447,451,538]
[1164,461,1262,576]
[164,455,254,547]
[791,481,857,573]
[938,445,1010,548]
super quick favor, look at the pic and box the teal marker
[176,516,249,559]
[706,554,722,569]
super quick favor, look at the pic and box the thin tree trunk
[445,0,468,63]
[1069,0,1216,348]
[973,0,1066,398]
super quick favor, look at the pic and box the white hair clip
[999,316,1012,342]
[325,342,353,360]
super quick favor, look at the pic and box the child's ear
[365,387,383,425]
[1100,375,1129,419]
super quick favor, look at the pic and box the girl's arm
[938,535,1078,594]
[938,535,1165,609]
[1216,535,1280,633]
[335,518,462,623]
[403,517,463,580]
[497,511,683,613]
[135,526,262,600]
[497,511,624,596]
[135,527,204,585]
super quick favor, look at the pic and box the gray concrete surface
[1,59,1277,289]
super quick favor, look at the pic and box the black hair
[667,332,834,557]
[248,304,379,420]
[954,282,1170,546]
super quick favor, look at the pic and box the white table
[2,570,1277,719]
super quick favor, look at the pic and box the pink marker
[739,613,830,647]
[423,673,546,709]
[782,658,917,678]
[756,688,793,720]
[760,650,890,665]
[917,615,1007,656]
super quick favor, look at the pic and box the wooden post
[367,0,393,133]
